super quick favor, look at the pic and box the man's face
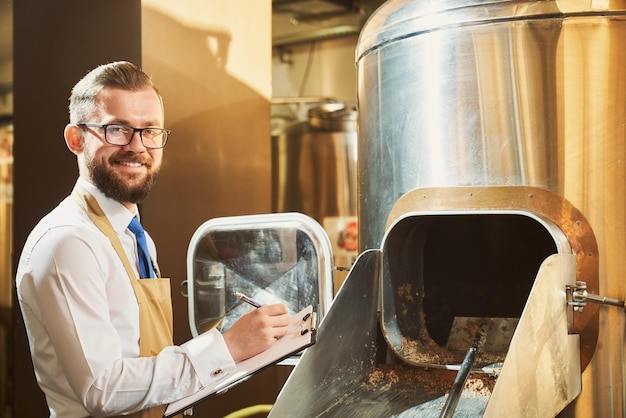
[80,86,164,205]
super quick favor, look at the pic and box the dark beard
[89,156,159,204]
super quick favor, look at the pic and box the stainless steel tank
[272,103,359,290]
[354,0,626,416]
[271,102,357,224]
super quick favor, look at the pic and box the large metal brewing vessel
[268,0,626,417]
[272,103,359,290]
[271,102,357,224]
[353,0,626,416]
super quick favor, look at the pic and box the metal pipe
[574,290,626,310]
[439,320,487,418]
[439,344,480,418]
[271,96,337,105]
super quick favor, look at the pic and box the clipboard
[163,305,317,418]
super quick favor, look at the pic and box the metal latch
[567,281,626,312]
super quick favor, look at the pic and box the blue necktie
[128,217,156,278]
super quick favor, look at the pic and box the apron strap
[71,186,140,281]
[72,184,176,418]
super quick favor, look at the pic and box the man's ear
[64,124,84,155]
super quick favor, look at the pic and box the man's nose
[125,130,147,150]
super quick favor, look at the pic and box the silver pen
[234,291,262,308]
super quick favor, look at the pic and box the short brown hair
[68,61,162,124]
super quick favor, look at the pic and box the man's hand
[222,303,290,362]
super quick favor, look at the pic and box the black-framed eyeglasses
[77,123,171,149]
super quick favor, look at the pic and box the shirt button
[211,369,223,377]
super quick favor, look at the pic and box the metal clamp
[567,281,626,312]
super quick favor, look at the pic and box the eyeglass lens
[105,124,168,148]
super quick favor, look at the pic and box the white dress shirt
[16,177,236,418]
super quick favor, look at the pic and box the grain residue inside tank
[365,363,497,398]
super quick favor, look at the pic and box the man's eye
[108,125,129,134]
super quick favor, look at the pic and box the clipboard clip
[300,311,317,336]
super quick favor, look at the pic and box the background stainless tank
[356,0,626,416]
[272,102,357,223]
[272,102,359,291]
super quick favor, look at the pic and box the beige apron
[72,186,178,418]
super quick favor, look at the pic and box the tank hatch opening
[380,213,560,371]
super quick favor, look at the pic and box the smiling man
[15,61,290,418]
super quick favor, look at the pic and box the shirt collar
[77,177,138,233]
